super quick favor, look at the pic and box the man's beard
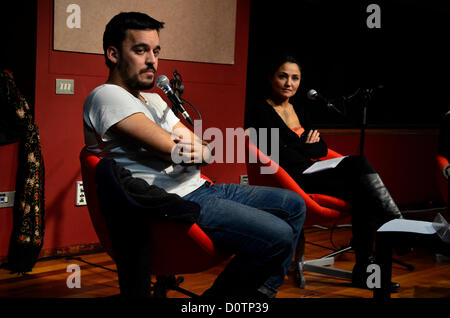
[119,62,155,91]
[125,76,154,90]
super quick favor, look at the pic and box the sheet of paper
[302,156,348,174]
[377,219,437,235]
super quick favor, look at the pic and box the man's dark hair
[103,12,165,68]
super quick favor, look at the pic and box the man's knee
[283,190,306,220]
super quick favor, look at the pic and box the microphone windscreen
[156,75,170,88]
[306,89,318,100]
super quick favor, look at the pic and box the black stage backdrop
[245,0,450,129]
[0,1,37,114]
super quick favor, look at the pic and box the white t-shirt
[83,84,205,197]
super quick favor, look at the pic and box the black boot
[360,173,411,256]
[360,173,403,223]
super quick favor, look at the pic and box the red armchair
[437,154,449,206]
[79,147,228,297]
[245,138,353,288]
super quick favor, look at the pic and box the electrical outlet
[239,175,248,185]
[56,79,74,94]
[0,191,15,208]
[76,181,87,206]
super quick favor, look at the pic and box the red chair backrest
[437,155,449,204]
[79,147,227,275]
[245,138,351,225]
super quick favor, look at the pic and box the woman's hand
[305,129,320,144]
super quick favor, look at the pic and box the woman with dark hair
[245,54,405,290]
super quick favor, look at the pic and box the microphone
[156,75,194,126]
[307,89,343,115]
[306,89,334,107]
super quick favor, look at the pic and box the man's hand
[171,134,212,165]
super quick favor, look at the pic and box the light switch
[239,175,248,185]
[56,79,74,95]
[0,191,15,208]
[75,181,86,206]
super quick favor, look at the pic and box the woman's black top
[245,100,328,176]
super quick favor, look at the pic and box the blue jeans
[183,183,305,297]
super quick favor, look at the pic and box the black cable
[0,248,111,274]
[35,248,106,263]
[305,240,336,251]
[181,97,202,122]
[303,223,353,255]
[66,255,117,273]
[330,223,339,250]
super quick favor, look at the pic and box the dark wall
[245,0,450,128]
[0,1,37,109]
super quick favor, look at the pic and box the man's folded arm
[111,112,176,161]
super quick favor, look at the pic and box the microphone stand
[337,87,374,156]
[169,70,202,127]
[315,86,376,157]
[359,88,375,156]
[336,87,369,156]
[342,87,416,272]
[170,70,183,117]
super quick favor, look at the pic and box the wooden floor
[1,224,449,300]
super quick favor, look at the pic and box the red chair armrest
[187,223,216,255]
[246,140,345,219]
[437,155,450,175]
[309,194,352,210]
[436,155,449,204]
[200,174,214,184]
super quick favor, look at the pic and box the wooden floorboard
[1,225,449,300]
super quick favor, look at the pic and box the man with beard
[83,12,305,298]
